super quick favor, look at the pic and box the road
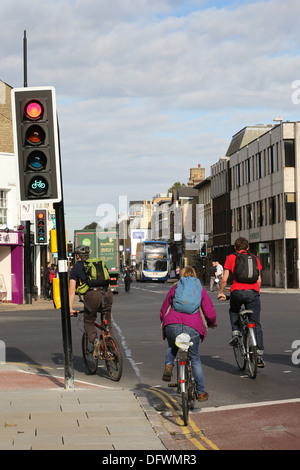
[1,281,300,450]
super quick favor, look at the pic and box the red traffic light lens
[37,212,45,219]
[25,125,46,145]
[25,100,43,120]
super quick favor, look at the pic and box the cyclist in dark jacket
[69,245,113,358]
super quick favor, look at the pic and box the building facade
[229,121,300,288]
[0,81,23,302]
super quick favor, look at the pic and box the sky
[2,0,300,239]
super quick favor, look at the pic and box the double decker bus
[136,240,169,282]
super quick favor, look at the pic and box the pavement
[0,362,168,451]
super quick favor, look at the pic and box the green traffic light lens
[28,176,48,196]
[26,125,45,145]
[27,151,47,171]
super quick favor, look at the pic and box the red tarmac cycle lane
[191,400,300,450]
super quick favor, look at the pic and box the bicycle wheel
[82,333,98,374]
[246,331,258,379]
[181,364,189,426]
[104,335,123,381]
[233,336,246,371]
[187,367,196,411]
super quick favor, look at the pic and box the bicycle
[219,294,258,379]
[73,310,123,381]
[168,333,197,426]
[232,308,258,379]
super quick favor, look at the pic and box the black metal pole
[54,198,74,389]
[54,124,74,389]
[23,30,27,87]
[23,30,32,304]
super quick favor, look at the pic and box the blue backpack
[172,276,202,314]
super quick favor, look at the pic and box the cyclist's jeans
[229,289,264,354]
[164,324,205,394]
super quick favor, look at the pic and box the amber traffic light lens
[25,125,46,145]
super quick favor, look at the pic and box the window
[277,194,281,223]
[246,158,251,183]
[257,200,264,227]
[236,164,241,187]
[268,146,275,174]
[285,193,296,220]
[246,204,253,229]
[0,191,7,225]
[256,152,262,179]
[269,196,276,225]
[284,140,295,167]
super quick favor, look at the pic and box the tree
[167,181,186,194]
[83,222,99,230]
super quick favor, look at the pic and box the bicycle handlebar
[218,294,230,301]
[70,310,109,332]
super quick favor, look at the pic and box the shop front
[0,230,23,304]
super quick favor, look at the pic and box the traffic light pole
[19,32,73,387]
[54,124,74,389]
[23,31,32,304]
[54,197,74,389]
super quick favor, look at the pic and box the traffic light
[200,242,207,257]
[34,209,48,245]
[11,86,62,203]
[67,243,73,257]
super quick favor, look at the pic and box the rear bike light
[247,323,256,328]
[180,361,186,366]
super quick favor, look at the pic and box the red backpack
[49,269,56,283]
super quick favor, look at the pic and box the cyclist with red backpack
[218,237,265,368]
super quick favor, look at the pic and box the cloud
[2,0,300,235]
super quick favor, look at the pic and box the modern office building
[229,121,300,288]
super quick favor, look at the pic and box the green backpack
[77,258,110,294]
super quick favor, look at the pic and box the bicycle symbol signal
[31,179,46,190]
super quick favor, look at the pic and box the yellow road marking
[146,387,219,450]
[6,362,53,370]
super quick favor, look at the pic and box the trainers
[229,336,239,346]
[198,391,209,402]
[257,357,265,368]
[162,364,173,382]
[229,331,240,346]
[93,338,101,358]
